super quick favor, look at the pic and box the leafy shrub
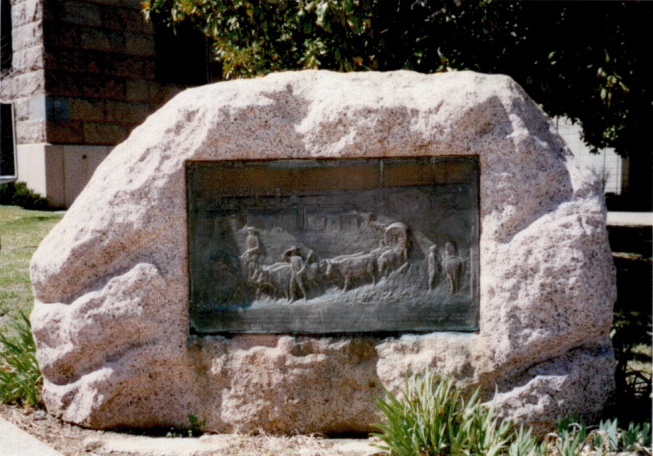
[0,182,49,210]
[0,310,43,408]
[374,373,653,456]
[547,417,653,456]
[550,418,589,456]
[618,421,651,453]
[373,372,513,456]
[508,426,546,456]
[591,419,619,454]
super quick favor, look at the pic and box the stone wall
[42,0,182,145]
[2,0,187,146]
[2,0,205,206]
[1,0,46,145]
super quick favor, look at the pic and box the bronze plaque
[187,158,479,334]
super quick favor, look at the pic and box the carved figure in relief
[372,222,410,278]
[241,227,261,281]
[384,222,410,264]
[428,245,441,292]
[326,253,376,292]
[255,263,292,301]
[283,246,308,301]
[442,241,465,295]
[377,248,401,278]
[301,250,321,291]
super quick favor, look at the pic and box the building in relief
[0,0,217,207]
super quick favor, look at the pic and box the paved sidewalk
[0,416,63,456]
[607,211,653,227]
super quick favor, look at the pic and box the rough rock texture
[30,70,615,433]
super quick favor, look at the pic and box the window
[0,103,17,181]
[0,0,12,74]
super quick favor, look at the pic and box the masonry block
[12,46,45,73]
[103,54,145,78]
[12,21,43,52]
[42,21,80,48]
[45,70,83,97]
[69,98,106,122]
[15,119,47,144]
[80,28,125,53]
[47,120,85,143]
[3,70,46,98]
[80,75,126,100]
[125,32,154,57]
[105,100,149,124]
[83,122,127,144]
[125,79,149,102]
[102,6,152,34]
[60,1,102,27]
[11,0,42,28]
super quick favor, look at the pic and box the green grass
[0,206,61,408]
[0,205,63,318]
[0,206,62,407]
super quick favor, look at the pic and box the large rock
[30,70,615,433]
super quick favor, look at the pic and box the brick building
[0,0,215,207]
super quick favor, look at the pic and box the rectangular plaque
[187,157,479,334]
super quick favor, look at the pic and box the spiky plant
[0,310,42,408]
[373,371,513,456]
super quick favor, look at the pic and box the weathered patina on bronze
[187,158,479,334]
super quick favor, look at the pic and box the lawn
[0,206,63,320]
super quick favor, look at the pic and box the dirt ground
[0,404,382,456]
[0,404,97,455]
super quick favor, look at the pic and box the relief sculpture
[442,241,465,295]
[255,262,292,301]
[326,253,377,292]
[239,219,468,301]
[188,158,479,334]
[428,245,441,292]
[243,220,414,300]
[241,227,261,281]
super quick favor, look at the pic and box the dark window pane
[0,103,16,178]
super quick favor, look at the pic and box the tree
[144,0,652,162]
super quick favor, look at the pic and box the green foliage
[373,372,513,456]
[507,426,546,456]
[374,374,653,455]
[550,419,589,456]
[620,421,652,454]
[145,0,372,79]
[547,418,653,456]
[591,419,620,454]
[165,414,206,437]
[144,0,651,160]
[0,310,42,408]
[187,414,206,436]
[0,182,49,211]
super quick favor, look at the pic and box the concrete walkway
[0,417,63,456]
[607,211,653,227]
